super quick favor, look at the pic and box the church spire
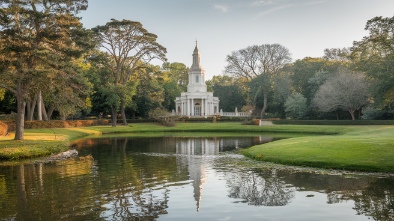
[192,40,201,70]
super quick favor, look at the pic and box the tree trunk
[37,91,42,121]
[336,110,339,120]
[120,99,128,126]
[111,106,117,127]
[15,92,26,140]
[26,101,31,120]
[26,95,37,121]
[47,106,55,120]
[349,110,355,120]
[41,100,48,121]
[260,90,268,120]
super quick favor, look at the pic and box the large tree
[161,62,188,111]
[132,64,164,118]
[351,15,394,110]
[225,44,291,119]
[312,70,370,120]
[207,75,247,112]
[0,0,89,140]
[92,19,166,126]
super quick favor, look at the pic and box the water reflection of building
[175,138,220,212]
[176,138,220,155]
[174,136,274,211]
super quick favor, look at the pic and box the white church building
[175,43,220,117]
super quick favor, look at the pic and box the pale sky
[80,0,394,79]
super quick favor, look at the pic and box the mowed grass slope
[241,125,394,172]
[0,128,100,160]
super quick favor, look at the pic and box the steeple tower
[174,41,220,117]
[188,41,207,93]
[191,40,201,71]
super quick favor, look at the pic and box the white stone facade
[175,43,220,117]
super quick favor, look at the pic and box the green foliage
[0,89,5,101]
[0,0,91,139]
[351,15,394,109]
[284,93,307,119]
[0,90,16,114]
[133,64,165,117]
[209,76,247,112]
[162,81,182,111]
[162,62,188,92]
[91,19,166,125]
[362,107,394,120]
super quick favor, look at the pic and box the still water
[0,134,393,221]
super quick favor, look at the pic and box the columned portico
[175,42,220,117]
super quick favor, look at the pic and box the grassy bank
[242,125,394,172]
[0,128,100,160]
[1,123,393,173]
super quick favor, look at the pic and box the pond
[0,134,393,221]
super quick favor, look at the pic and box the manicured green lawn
[242,125,394,172]
[0,122,393,173]
[0,128,100,160]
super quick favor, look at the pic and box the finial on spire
[196,39,198,48]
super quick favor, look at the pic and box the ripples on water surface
[0,134,393,221]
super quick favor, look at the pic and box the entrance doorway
[194,103,201,116]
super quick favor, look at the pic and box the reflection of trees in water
[93,137,179,220]
[274,170,394,221]
[351,178,394,221]
[103,185,169,220]
[0,137,190,220]
[226,169,295,206]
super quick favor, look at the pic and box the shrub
[0,121,8,136]
[241,119,254,125]
[252,119,260,125]
[0,112,17,121]
[148,107,177,127]
[362,107,394,120]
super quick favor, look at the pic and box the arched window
[196,75,199,83]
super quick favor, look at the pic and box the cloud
[303,0,326,6]
[214,4,229,13]
[254,3,293,19]
[251,0,276,6]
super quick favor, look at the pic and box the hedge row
[177,116,253,122]
[115,119,156,124]
[0,121,8,136]
[273,120,394,125]
[4,119,109,131]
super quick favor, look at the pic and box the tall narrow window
[196,75,199,83]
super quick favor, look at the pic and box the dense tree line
[0,1,393,140]
[221,15,394,121]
